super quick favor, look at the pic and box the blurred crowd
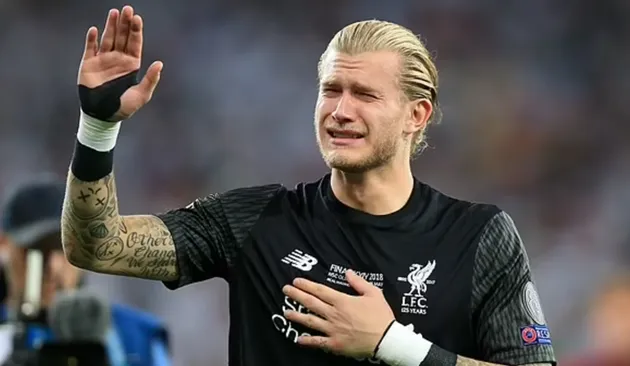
[1,0,629,364]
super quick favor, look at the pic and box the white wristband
[376,321,432,366]
[77,111,122,152]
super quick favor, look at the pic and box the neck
[330,161,414,215]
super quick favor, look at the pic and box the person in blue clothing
[0,176,171,366]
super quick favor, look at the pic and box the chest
[240,213,478,332]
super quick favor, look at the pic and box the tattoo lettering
[127,247,177,279]
[124,231,177,278]
[88,223,109,239]
[126,232,170,249]
[95,237,125,261]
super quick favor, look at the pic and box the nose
[331,94,355,124]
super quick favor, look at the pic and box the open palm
[78,6,163,120]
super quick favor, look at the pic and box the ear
[404,98,433,135]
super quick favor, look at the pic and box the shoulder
[477,211,522,253]
[219,183,286,201]
[263,177,328,210]
[417,180,501,221]
[472,211,529,285]
[192,183,286,211]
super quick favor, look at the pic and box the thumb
[135,61,163,100]
[346,270,376,295]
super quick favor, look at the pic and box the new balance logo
[281,249,318,271]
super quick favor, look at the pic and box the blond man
[62,6,556,366]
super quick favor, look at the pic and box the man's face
[315,50,412,173]
[1,232,81,308]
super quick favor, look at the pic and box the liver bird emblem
[397,260,436,296]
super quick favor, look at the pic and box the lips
[327,129,365,139]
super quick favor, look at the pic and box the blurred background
[1,0,629,364]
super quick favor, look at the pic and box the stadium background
[1,0,629,364]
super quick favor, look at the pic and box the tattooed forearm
[61,171,178,281]
[455,357,551,366]
[62,173,119,268]
[455,357,501,366]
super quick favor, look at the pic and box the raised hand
[78,6,163,121]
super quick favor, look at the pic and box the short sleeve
[156,184,282,289]
[471,211,557,365]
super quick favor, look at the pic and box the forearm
[61,171,122,270]
[62,170,179,280]
[455,357,502,366]
[455,356,549,366]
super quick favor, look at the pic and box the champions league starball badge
[522,281,546,325]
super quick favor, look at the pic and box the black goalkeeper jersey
[157,175,556,366]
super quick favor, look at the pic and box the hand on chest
[278,246,442,321]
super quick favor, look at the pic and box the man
[0,178,171,365]
[62,5,556,366]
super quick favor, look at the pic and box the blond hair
[318,20,441,157]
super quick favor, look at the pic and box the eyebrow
[320,80,378,94]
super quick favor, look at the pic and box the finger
[283,285,333,318]
[126,14,143,58]
[99,9,119,53]
[82,27,99,60]
[284,310,331,334]
[297,335,338,353]
[115,5,134,52]
[346,270,377,295]
[134,61,163,100]
[293,277,345,305]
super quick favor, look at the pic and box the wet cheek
[317,97,338,116]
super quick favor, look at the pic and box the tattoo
[69,178,110,220]
[105,205,116,219]
[127,232,171,248]
[119,220,128,234]
[455,356,501,366]
[61,172,178,281]
[110,255,128,268]
[455,357,550,366]
[95,237,125,260]
[123,227,177,279]
[88,223,109,238]
[77,190,90,202]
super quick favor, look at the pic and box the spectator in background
[562,273,630,366]
[0,177,172,366]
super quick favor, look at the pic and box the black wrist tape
[71,140,114,182]
[420,344,457,366]
[78,70,139,121]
